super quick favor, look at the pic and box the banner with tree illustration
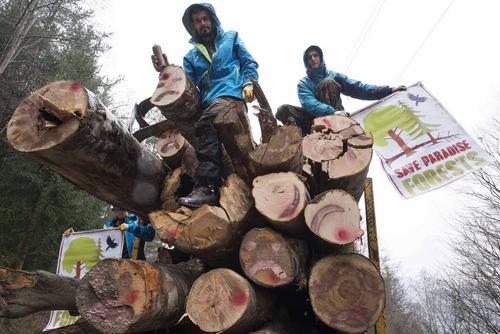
[43,228,124,331]
[352,82,492,198]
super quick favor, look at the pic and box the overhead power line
[394,0,456,83]
[346,0,387,72]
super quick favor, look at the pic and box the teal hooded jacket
[182,3,259,107]
[104,214,155,260]
[298,45,392,117]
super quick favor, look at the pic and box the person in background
[276,45,406,135]
[103,206,155,260]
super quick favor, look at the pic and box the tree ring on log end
[252,172,307,223]
[186,268,252,332]
[240,228,295,288]
[77,259,152,333]
[304,190,362,245]
[7,81,88,152]
[308,254,385,333]
[151,65,186,107]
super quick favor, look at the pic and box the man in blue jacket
[156,3,258,208]
[277,45,405,135]
[103,207,155,260]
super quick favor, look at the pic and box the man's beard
[198,26,213,39]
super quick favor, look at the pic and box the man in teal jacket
[277,45,405,135]
[168,3,258,208]
[104,207,155,260]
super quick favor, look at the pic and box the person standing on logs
[103,206,155,260]
[276,45,406,135]
[153,3,258,208]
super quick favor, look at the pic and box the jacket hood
[182,3,222,41]
[304,45,326,80]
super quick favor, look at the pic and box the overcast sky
[94,0,500,279]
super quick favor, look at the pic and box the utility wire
[394,0,456,83]
[346,0,387,72]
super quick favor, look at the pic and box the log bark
[251,79,277,144]
[76,258,205,334]
[249,125,303,176]
[308,254,385,333]
[214,102,256,182]
[186,268,274,333]
[302,115,373,200]
[6,81,167,216]
[304,190,363,245]
[150,174,255,265]
[151,64,202,147]
[0,267,78,318]
[252,172,308,235]
[240,228,308,289]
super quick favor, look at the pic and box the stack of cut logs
[2,66,384,334]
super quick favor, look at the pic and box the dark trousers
[276,78,344,135]
[194,97,244,187]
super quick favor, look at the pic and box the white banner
[43,228,123,331]
[352,82,493,198]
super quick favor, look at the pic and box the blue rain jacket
[298,45,392,117]
[182,3,259,107]
[104,214,155,260]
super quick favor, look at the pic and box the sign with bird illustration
[352,82,492,198]
[44,228,124,331]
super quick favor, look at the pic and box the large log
[302,115,373,200]
[308,254,385,333]
[252,172,309,235]
[186,268,274,333]
[76,258,205,334]
[151,64,202,147]
[240,228,308,289]
[0,267,78,318]
[304,189,363,246]
[150,174,255,265]
[249,125,303,176]
[6,81,167,216]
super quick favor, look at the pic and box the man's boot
[177,185,219,209]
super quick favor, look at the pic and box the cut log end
[151,65,187,106]
[240,228,305,288]
[304,190,362,245]
[7,81,88,152]
[249,125,303,175]
[309,254,385,333]
[252,172,308,234]
[302,132,343,163]
[76,260,148,334]
[186,268,251,333]
[156,129,185,158]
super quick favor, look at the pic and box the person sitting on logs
[152,3,258,208]
[103,206,155,260]
[276,45,406,135]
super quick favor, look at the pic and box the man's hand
[119,223,129,232]
[63,228,74,237]
[242,84,255,103]
[391,85,407,93]
[151,53,169,72]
